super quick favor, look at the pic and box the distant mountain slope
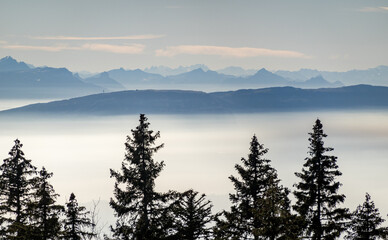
[276,66,388,86]
[107,68,165,88]
[1,90,227,115]
[144,64,209,76]
[290,76,343,88]
[0,67,102,98]
[167,68,233,84]
[2,85,387,115]
[216,66,257,77]
[241,68,289,85]
[0,56,30,72]
[82,72,125,91]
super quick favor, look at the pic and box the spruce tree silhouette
[171,189,214,240]
[294,119,349,240]
[109,114,171,240]
[28,167,63,240]
[346,193,387,240]
[0,139,37,239]
[63,193,95,240]
[214,135,298,240]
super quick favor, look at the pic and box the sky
[0,0,387,72]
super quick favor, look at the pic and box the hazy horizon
[1,0,387,72]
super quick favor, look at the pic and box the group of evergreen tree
[1,114,387,239]
[108,114,388,240]
[0,140,95,239]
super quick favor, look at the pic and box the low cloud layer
[155,45,308,58]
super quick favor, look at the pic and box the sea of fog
[0,110,388,232]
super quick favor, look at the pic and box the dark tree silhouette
[254,177,302,240]
[109,114,170,240]
[346,193,387,240]
[0,139,37,239]
[293,119,349,240]
[28,167,64,240]
[215,135,298,240]
[171,189,214,240]
[63,193,95,240]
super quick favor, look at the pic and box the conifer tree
[109,114,169,240]
[293,119,349,240]
[63,193,95,240]
[171,189,214,240]
[0,139,37,239]
[346,193,387,240]
[254,177,302,240]
[215,135,298,240]
[28,167,64,240]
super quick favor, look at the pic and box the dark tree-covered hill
[1,85,388,115]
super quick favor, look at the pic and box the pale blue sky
[0,0,387,72]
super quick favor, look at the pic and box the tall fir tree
[171,189,214,240]
[346,193,387,240]
[109,114,170,240]
[28,167,64,240]
[63,193,95,240]
[214,135,298,240]
[293,119,349,240]
[0,139,37,239]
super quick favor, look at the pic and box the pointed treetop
[69,193,76,202]
[39,167,53,180]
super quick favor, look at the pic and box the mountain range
[105,67,342,91]
[1,85,387,116]
[0,57,102,99]
[0,56,387,100]
[142,63,388,86]
[275,66,388,86]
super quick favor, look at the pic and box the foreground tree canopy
[0,114,387,240]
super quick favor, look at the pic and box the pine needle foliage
[346,193,387,240]
[171,189,214,240]
[293,119,349,240]
[28,167,64,240]
[0,139,37,239]
[63,193,95,240]
[109,114,169,240]
[215,135,299,240]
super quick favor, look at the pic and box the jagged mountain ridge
[0,56,31,72]
[0,57,103,99]
[1,56,388,99]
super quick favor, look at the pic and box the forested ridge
[2,85,388,115]
[0,114,387,240]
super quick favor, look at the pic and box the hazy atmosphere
[1,0,387,72]
[1,0,388,239]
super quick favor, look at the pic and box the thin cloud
[2,44,77,52]
[155,45,309,58]
[82,43,145,54]
[2,43,145,54]
[358,6,388,12]
[32,35,164,40]
[166,6,184,9]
